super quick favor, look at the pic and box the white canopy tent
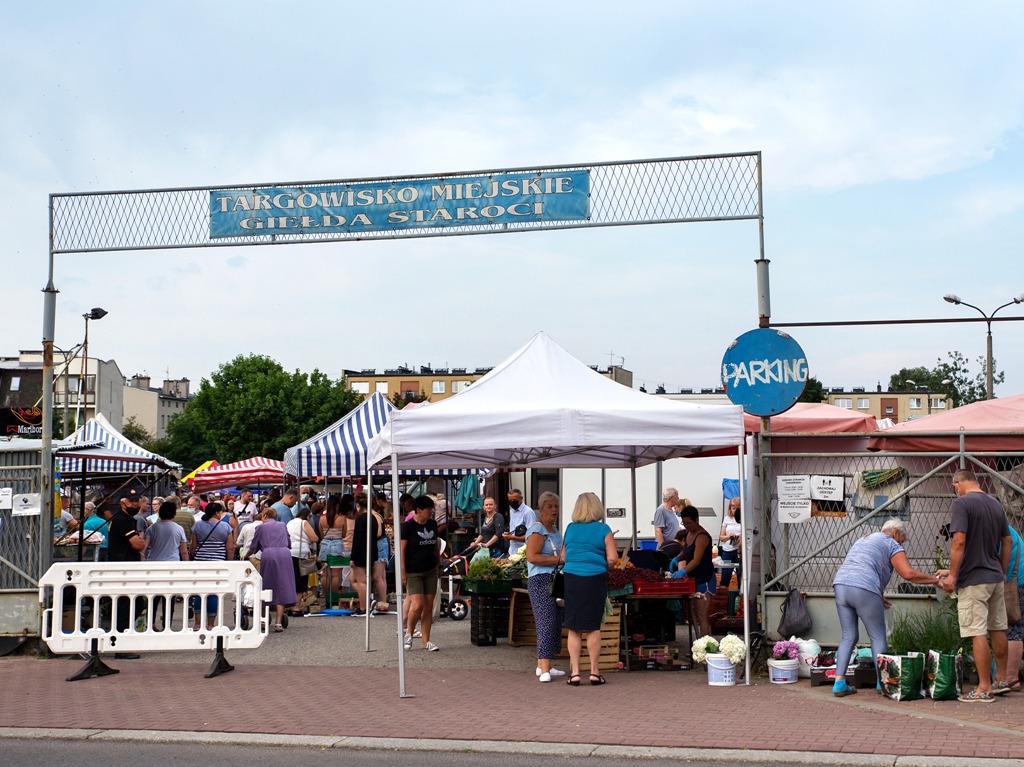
[366,332,748,695]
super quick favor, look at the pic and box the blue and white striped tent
[284,393,478,479]
[57,413,180,475]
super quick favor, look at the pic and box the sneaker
[350,608,366,617]
[548,668,566,676]
[424,641,439,652]
[412,629,422,638]
[539,672,552,683]
[958,689,995,703]
[403,634,413,650]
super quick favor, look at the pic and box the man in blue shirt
[273,489,299,526]
[503,490,536,557]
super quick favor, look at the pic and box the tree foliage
[799,376,824,403]
[889,351,1004,407]
[121,415,154,446]
[163,355,363,473]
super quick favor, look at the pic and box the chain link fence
[0,458,44,591]
[761,448,1024,596]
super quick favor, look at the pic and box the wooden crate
[508,588,536,646]
[557,604,621,672]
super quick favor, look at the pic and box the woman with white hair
[831,519,944,697]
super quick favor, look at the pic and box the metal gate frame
[757,430,1024,639]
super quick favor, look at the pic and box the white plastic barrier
[39,561,271,680]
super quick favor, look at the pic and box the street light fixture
[942,293,1022,399]
[77,307,108,428]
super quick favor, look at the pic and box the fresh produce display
[467,559,506,581]
[607,569,633,590]
[628,568,663,583]
[501,556,528,579]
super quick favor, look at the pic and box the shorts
[694,578,717,595]
[405,568,438,596]
[956,581,1007,637]
[377,537,390,563]
[319,538,347,560]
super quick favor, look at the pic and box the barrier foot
[205,637,234,679]
[67,640,119,682]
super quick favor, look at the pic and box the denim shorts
[319,538,347,560]
[377,537,390,563]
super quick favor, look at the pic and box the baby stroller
[438,542,473,621]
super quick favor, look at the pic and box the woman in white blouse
[719,497,742,589]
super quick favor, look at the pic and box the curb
[2,727,1024,766]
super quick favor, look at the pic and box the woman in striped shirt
[188,502,236,630]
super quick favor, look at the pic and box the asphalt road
[0,738,841,767]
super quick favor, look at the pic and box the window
[857,398,870,409]
[909,397,922,410]
[452,380,472,393]
[885,406,894,414]
[432,380,446,394]
[9,377,19,392]
[834,398,853,409]
[85,375,96,394]
[375,382,388,395]
[929,398,946,409]
[351,381,370,395]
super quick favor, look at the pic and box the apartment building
[123,375,191,439]
[345,364,633,402]
[824,386,952,423]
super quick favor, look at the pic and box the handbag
[546,524,570,599]
[1005,543,1022,625]
[778,588,813,637]
[298,556,320,576]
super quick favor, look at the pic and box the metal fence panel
[0,458,44,590]
[762,450,1024,595]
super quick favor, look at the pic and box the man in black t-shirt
[401,496,441,652]
[106,497,148,658]
[349,503,378,617]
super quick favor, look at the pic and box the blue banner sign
[721,328,808,417]
[209,170,590,238]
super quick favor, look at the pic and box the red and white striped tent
[190,456,284,493]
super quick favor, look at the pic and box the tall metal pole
[392,449,412,697]
[755,152,771,329]
[629,461,638,550]
[738,443,750,685]
[985,321,993,400]
[41,195,58,576]
[79,316,89,428]
[365,465,373,651]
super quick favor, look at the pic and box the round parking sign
[721,328,808,417]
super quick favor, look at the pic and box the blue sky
[1,2,1022,395]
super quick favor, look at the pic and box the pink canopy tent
[190,456,284,492]
[868,394,1024,452]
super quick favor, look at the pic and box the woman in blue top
[525,492,564,683]
[561,492,617,686]
[831,519,941,697]
[1001,527,1024,691]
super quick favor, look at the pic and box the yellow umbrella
[181,460,218,486]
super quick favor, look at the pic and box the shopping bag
[470,547,492,564]
[877,652,925,701]
[925,650,961,700]
[777,589,812,637]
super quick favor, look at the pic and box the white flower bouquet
[718,634,747,665]
[691,635,718,664]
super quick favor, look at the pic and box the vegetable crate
[557,604,621,672]
[463,578,513,594]
[631,580,694,596]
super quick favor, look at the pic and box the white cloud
[955,185,1024,227]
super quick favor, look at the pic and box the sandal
[567,674,581,687]
[991,681,1012,696]
[958,689,995,703]
[274,623,283,633]
[589,674,606,686]
[1009,680,1021,692]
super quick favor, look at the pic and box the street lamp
[943,293,1024,400]
[77,308,108,427]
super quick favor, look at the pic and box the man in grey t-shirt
[653,487,680,546]
[145,503,188,562]
[941,469,1013,701]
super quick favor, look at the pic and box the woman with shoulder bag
[561,492,617,687]
[248,507,296,631]
[287,507,319,613]
[318,496,348,596]
[188,502,236,630]
[1001,526,1024,692]
[525,492,565,682]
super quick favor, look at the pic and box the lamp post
[78,308,108,427]
[943,293,1024,400]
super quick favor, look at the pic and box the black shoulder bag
[547,524,570,599]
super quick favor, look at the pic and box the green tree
[799,376,824,403]
[391,390,429,409]
[121,415,154,446]
[888,351,1004,407]
[162,354,363,472]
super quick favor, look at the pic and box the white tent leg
[738,443,750,686]
[365,467,373,652]
[393,450,412,697]
[630,462,638,550]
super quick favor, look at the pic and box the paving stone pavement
[3,657,1024,760]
